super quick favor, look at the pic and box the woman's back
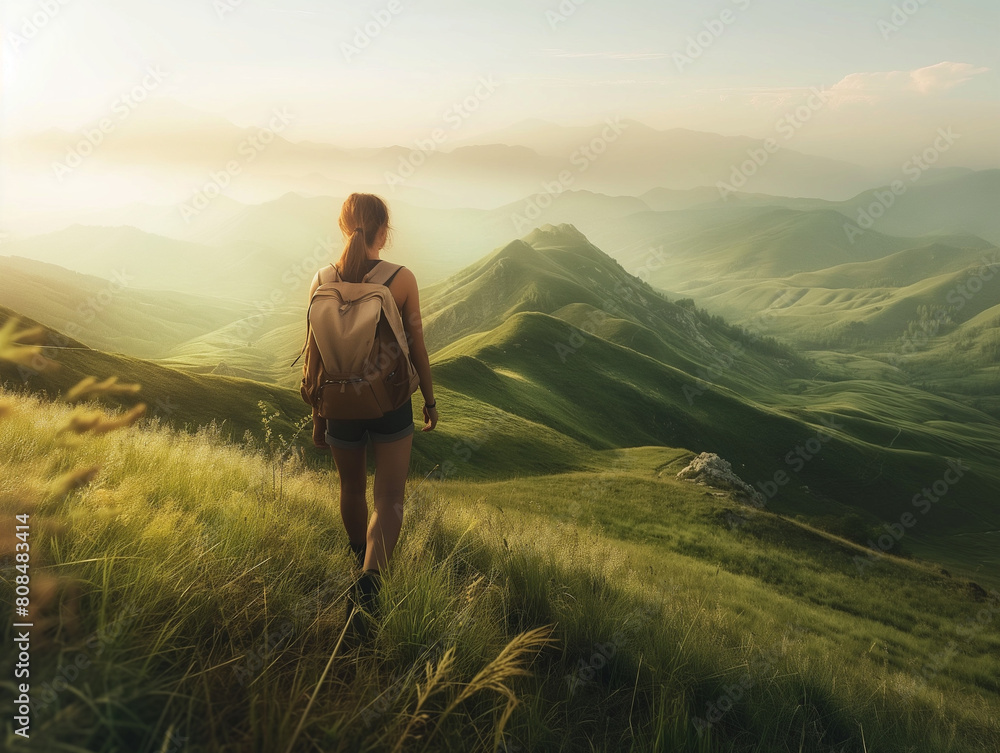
[331,258,407,313]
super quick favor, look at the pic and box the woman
[309,193,438,634]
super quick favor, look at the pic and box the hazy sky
[3,0,998,155]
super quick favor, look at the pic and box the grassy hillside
[0,306,608,481]
[622,208,985,285]
[6,213,998,586]
[648,230,999,419]
[159,310,305,386]
[675,241,999,344]
[0,255,248,359]
[430,308,1000,551]
[836,169,1000,245]
[0,225,238,296]
[570,191,998,425]
[416,225,1000,581]
[0,305,309,444]
[1,387,997,752]
[784,242,991,291]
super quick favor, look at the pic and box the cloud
[829,61,989,103]
[698,62,990,110]
[908,61,989,93]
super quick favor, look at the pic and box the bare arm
[397,268,437,431]
[307,271,328,446]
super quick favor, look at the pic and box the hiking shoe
[344,569,382,644]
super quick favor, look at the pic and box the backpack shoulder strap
[364,261,404,287]
[317,263,340,285]
[384,266,403,287]
[291,264,338,368]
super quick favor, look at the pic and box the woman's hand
[421,403,438,432]
[312,415,329,448]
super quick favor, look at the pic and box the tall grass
[1,381,998,752]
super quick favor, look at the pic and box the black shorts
[324,398,414,449]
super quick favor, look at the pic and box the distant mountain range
[6,99,895,212]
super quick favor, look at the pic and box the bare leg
[365,432,413,572]
[331,443,368,548]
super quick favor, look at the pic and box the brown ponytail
[337,193,391,283]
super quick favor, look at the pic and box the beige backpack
[293,261,420,420]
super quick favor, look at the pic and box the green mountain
[422,224,803,393]
[0,255,248,359]
[651,228,999,418]
[4,221,999,585]
[631,169,1000,246]
[413,225,1000,579]
[601,207,987,285]
[837,169,1000,244]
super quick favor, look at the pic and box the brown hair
[337,193,391,283]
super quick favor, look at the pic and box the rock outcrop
[676,452,765,506]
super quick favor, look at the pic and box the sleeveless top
[332,258,402,287]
